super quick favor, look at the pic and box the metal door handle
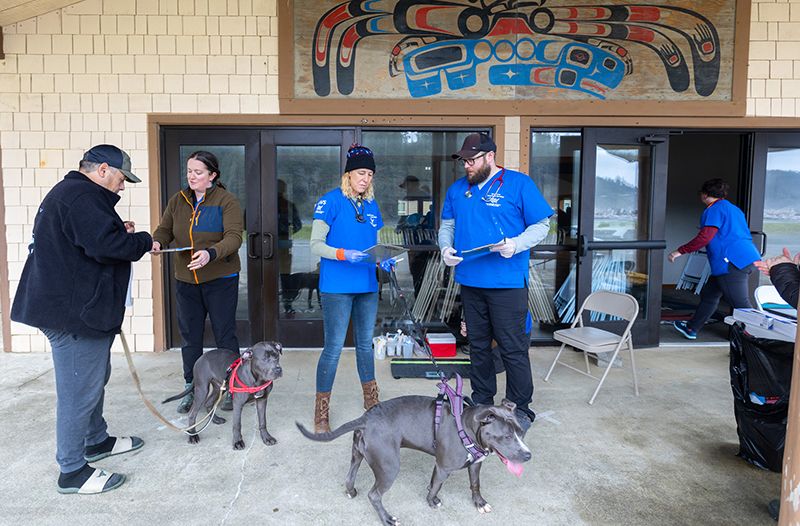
[248,231,259,259]
[263,232,274,259]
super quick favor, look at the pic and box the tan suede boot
[314,392,331,433]
[361,380,379,411]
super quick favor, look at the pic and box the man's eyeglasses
[458,152,488,166]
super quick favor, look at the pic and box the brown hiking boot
[314,392,331,433]
[361,379,379,411]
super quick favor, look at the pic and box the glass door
[577,128,669,347]
[261,130,355,346]
[751,133,800,286]
[161,128,262,347]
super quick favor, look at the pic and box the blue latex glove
[379,258,397,273]
[343,249,368,263]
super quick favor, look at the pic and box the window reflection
[763,148,800,284]
[276,146,341,319]
[594,145,651,241]
[530,131,580,246]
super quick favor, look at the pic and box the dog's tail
[162,384,193,404]
[295,416,366,442]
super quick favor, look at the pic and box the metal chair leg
[588,347,622,405]
[544,343,567,381]
[628,337,639,396]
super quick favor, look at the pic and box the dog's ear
[241,349,253,361]
[272,341,283,355]
[500,399,517,413]
[478,408,497,425]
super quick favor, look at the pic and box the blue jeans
[42,328,114,473]
[317,292,378,392]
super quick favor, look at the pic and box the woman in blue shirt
[309,144,383,432]
[668,178,761,339]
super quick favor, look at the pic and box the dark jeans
[688,263,754,333]
[42,328,114,473]
[176,276,240,383]
[461,285,532,410]
[317,292,378,392]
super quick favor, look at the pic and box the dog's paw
[384,517,399,526]
[426,496,442,508]
[212,415,226,425]
[475,502,493,514]
[345,487,357,499]
[188,434,199,444]
[233,440,245,450]
[261,435,277,446]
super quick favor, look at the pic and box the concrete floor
[0,345,780,526]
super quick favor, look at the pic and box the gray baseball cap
[82,144,140,183]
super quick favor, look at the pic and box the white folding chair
[754,285,792,312]
[544,290,640,405]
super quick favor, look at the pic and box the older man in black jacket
[11,144,154,495]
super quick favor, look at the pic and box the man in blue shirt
[438,133,553,435]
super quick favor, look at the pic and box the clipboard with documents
[152,246,192,254]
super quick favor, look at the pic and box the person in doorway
[152,151,244,413]
[11,144,155,494]
[309,144,385,433]
[668,178,761,339]
[438,133,553,436]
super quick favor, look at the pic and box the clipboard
[363,244,407,263]
[152,246,192,254]
[458,239,505,257]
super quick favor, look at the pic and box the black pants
[461,285,532,410]
[688,263,754,333]
[176,276,240,383]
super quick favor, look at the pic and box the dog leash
[120,331,224,435]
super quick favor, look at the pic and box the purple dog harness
[434,374,488,464]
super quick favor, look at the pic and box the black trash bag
[729,322,794,472]
[733,401,787,472]
[729,322,794,410]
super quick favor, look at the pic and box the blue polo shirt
[314,188,383,293]
[442,168,553,288]
[701,199,760,276]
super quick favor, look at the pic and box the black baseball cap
[82,144,140,183]
[452,133,497,160]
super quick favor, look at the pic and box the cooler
[427,333,456,358]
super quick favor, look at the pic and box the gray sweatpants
[42,328,114,473]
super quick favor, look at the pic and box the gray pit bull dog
[163,341,283,450]
[297,396,531,526]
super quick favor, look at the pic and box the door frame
[260,128,355,346]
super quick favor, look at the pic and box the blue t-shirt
[441,168,553,288]
[700,199,760,275]
[314,188,383,293]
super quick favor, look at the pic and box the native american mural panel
[292,0,737,101]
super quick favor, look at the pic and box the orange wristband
[336,248,345,261]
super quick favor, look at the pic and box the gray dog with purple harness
[296,375,531,526]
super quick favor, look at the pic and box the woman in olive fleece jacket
[152,151,244,412]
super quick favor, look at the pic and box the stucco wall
[0,0,792,351]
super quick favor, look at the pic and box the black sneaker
[673,321,697,340]
[177,382,194,414]
[220,392,233,411]
[768,499,779,521]
[514,408,534,437]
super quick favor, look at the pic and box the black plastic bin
[729,322,794,472]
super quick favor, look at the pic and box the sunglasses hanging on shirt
[349,197,366,223]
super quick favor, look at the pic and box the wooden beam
[0,27,4,61]
[780,315,800,523]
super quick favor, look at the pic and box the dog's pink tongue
[497,454,524,478]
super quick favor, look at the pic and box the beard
[466,163,492,186]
